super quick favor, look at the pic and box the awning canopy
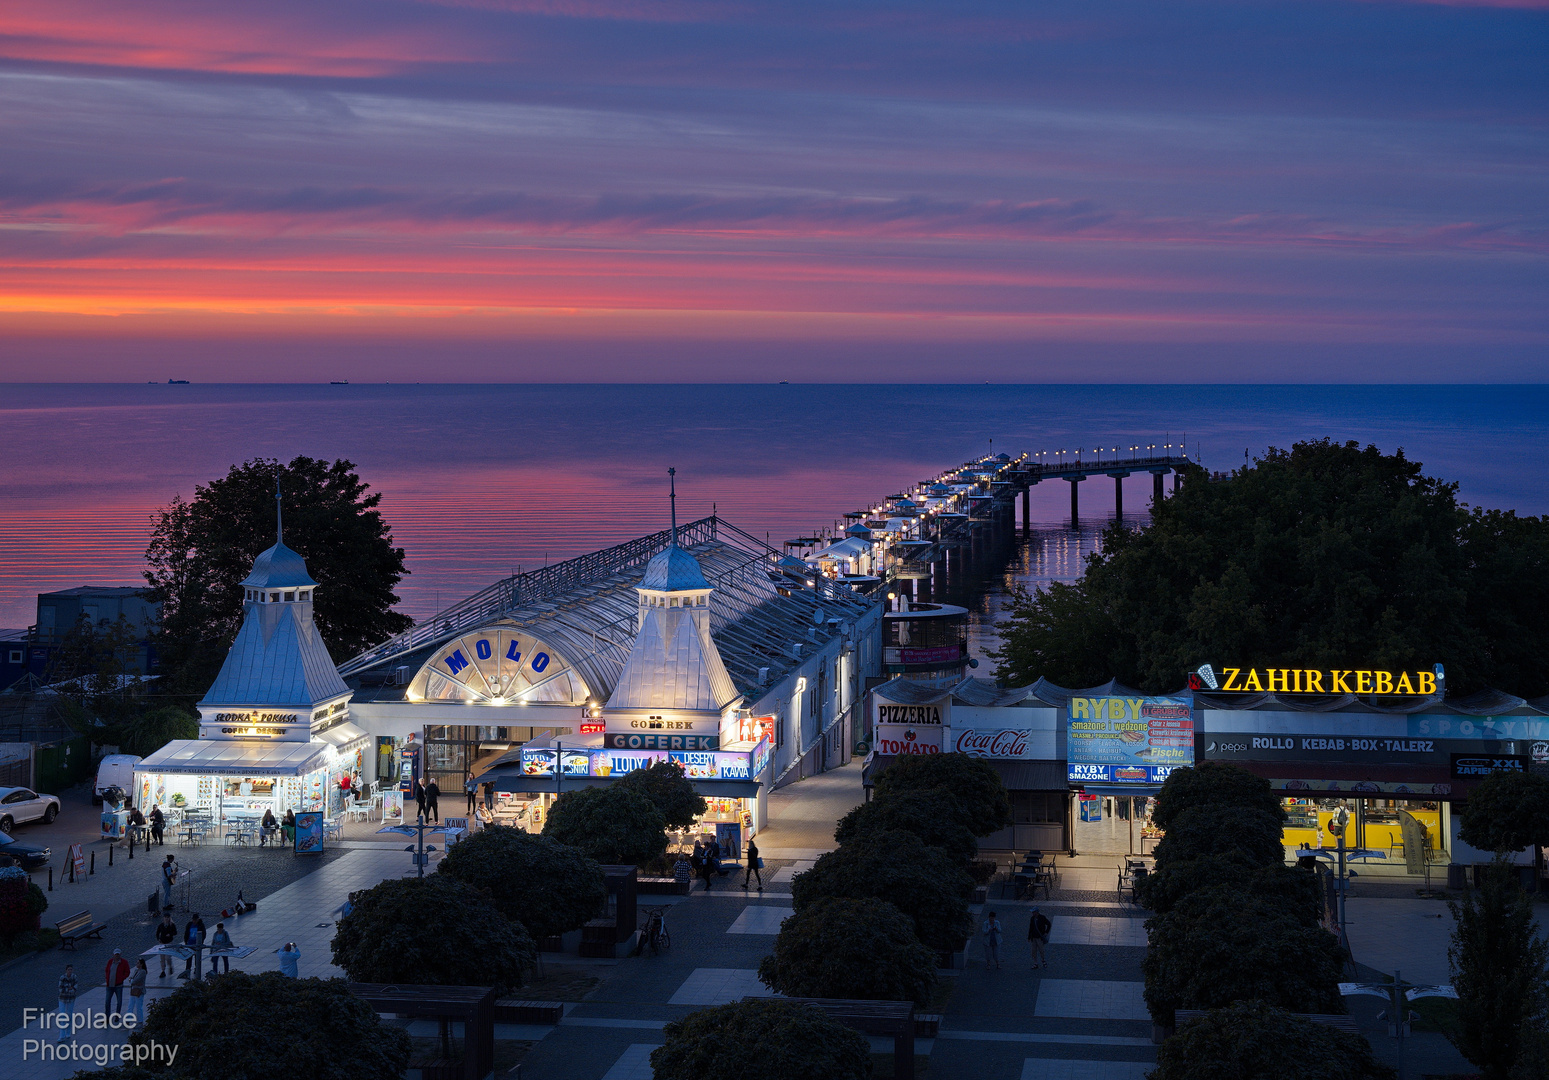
[862,755,1067,792]
[477,762,759,800]
[318,721,370,750]
[135,738,331,777]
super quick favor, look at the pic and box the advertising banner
[953,728,1031,759]
[1067,693,1193,784]
[518,746,762,781]
[875,723,943,756]
[669,750,754,780]
[898,645,962,665]
[1450,753,1529,779]
[750,736,772,778]
[293,811,324,854]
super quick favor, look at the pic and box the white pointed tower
[197,481,352,740]
[604,470,740,745]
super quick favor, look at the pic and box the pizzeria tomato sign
[954,728,1031,759]
[875,724,942,756]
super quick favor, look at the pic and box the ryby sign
[1191,664,1441,697]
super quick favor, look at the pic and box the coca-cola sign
[954,728,1031,759]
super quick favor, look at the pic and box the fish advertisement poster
[1067,694,1194,783]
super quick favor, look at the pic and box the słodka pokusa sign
[1191,664,1443,697]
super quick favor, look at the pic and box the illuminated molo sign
[1191,664,1441,696]
[875,723,942,756]
[409,628,585,705]
[1066,695,1194,783]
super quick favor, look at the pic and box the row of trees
[1138,762,1395,1080]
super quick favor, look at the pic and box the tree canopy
[331,876,535,992]
[758,897,938,1006]
[1150,1001,1395,1080]
[650,999,871,1080]
[437,826,607,940]
[543,785,668,866]
[145,456,411,697]
[834,788,978,863]
[1150,805,1288,869]
[1136,854,1320,918]
[1458,772,1549,855]
[614,759,707,832]
[1150,761,1286,831]
[992,440,1549,696]
[869,753,1011,837]
[791,829,974,951]
[1448,858,1549,1080]
[78,972,411,1080]
[1143,885,1346,1023]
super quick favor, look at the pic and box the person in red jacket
[103,949,130,1015]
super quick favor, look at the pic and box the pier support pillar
[1114,476,1123,519]
[1022,485,1031,536]
[1172,471,1180,494]
[1066,477,1082,526]
[1153,472,1164,506]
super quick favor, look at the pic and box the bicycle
[635,905,671,956]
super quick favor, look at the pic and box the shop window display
[1279,796,1442,859]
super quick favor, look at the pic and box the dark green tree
[331,876,535,992]
[122,706,199,759]
[993,440,1549,696]
[46,614,152,750]
[543,785,667,866]
[437,826,607,940]
[1143,885,1346,1024]
[145,456,412,697]
[1458,771,1549,855]
[650,999,871,1080]
[614,759,707,832]
[1447,858,1549,1080]
[70,972,410,1080]
[1150,761,1286,831]
[870,753,1011,837]
[1150,805,1288,870]
[834,788,978,863]
[1150,1001,1395,1080]
[791,830,974,952]
[757,897,938,1006]
[1136,853,1320,918]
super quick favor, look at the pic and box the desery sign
[1191,665,1440,696]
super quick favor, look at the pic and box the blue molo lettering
[475,639,492,660]
[443,650,469,675]
[531,652,550,673]
[505,640,521,663]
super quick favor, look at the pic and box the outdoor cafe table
[141,943,258,981]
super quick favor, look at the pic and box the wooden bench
[638,877,690,896]
[752,998,916,1080]
[1173,1010,1360,1035]
[56,911,106,950]
[493,999,564,1025]
[914,1013,942,1037]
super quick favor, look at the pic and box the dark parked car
[0,830,50,870]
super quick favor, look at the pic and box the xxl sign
[1190,665,1440,696]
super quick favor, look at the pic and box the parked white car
[0,787,61,831]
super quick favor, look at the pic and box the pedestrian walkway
[725,906,791,934]
[756,762,862,854]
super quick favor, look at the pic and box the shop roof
[871,676,1045,708]
[201,600,350,709]
[342,516,876,705]
[136,738,330,776]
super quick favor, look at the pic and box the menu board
[519,745,761,781]
[1067,693,1193,784]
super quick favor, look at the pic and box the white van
[93,754,141,805]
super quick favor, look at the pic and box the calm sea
[2,384,1544,662]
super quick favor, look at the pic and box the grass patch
[505,966,602,1002]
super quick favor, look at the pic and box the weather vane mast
[275,474,284,545]
[668,467,677,545]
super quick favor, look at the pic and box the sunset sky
[1,0,1544,382]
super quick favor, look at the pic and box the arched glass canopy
[406,626,588,705]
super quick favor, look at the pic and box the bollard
[128,838,133,860]
[109,845,114,868]
[90,851,95,875]
[48,867,53,891]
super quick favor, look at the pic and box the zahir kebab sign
[1190,664,1443,697]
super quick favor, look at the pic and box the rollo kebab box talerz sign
[1067,694,1194,784]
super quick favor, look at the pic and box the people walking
[160,855,177,910]
[743,837,763,890]
[425,778,441,822]
[56,964,77,1042]
[482,781,495,812]
[179,914,206,979]
[981,911,1004,969]
[149,805,165,846]
[154,913,178,977]
[127,959,148,1025]
[277,942,300,977]
[413,777,427,821]
[209,922,232,975]
[465,772,477,814]
[1028,905,1052,969]
[104,948,130,1013]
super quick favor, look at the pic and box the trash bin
[1520,865,1538,893]
[1446,863,1467,890]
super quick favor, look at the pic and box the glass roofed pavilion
[340,515,883,835]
